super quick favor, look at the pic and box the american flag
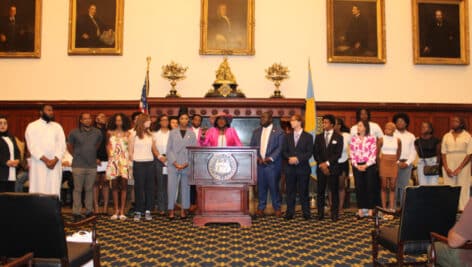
[139,68,150,114]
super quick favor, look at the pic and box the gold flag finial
[146,56,151,72]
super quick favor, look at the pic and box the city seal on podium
[208,153,237,181]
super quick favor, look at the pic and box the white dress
[25,119,66,196]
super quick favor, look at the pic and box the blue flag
[305,61,317,178]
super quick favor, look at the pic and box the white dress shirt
[260,124,273,158]
[394,129,417,165]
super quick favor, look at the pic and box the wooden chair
[372,185,460,266]
[429,232,472,266]
[2,252,33,267]
[0,193,100,267]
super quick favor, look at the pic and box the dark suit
[313,131,343,219]
[250,124,285,211]
[76,15,105,48]
[345,14,368,54]
[424,20,460,58]
[0,134,20,181]
[282,131,313,218]
[0,16,26,52]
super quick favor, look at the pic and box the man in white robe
[25,104,66,196]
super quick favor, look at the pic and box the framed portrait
[200,0,255,55]
[327,0,386,64]
[412,0,469,65]
[0,0,41,58]
[68,0,124,55]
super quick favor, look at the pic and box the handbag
[418,140,440,176]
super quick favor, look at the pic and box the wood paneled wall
[1,98,471,141]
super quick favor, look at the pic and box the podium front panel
[188,146,257,186]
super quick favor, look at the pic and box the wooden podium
[188,146,257,227]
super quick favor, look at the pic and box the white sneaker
[111,214,119,220]
[145,211,152,221]
[119,214,127,220]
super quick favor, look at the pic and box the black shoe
[284,214,294,220]
[331,215,338,222]
[317,214,324,221]
[303,215,312,220]
[85,211,94,218]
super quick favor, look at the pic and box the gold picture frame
[200,0,255,55]
[68,0,124,55]
[412,0,469,65]
[0,0,42,58]
[327,0,386,64]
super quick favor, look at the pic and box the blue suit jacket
[250,125,285,170]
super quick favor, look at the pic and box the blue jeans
[15,170,29,192]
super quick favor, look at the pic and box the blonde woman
[129,114,160,221]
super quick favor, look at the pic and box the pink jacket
[202,127,242,147]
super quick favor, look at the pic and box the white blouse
[2,136,16,181]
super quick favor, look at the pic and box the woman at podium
[201,113,242,147]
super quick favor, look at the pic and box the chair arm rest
[431,232,472,249]
[374,206,400,216]
[64,215,97,228]
[4,252,33,267]
[431,232,448,243]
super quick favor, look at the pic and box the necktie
[325,131,330,147]
[294,133,300,146]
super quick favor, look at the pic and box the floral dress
[106,132,129,180]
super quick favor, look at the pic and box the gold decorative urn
[265,63,289,98]
[161,61,188,98]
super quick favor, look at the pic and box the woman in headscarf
[0,115,20,184]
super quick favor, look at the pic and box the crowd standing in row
[0,105,471,223]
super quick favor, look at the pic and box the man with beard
[25,104,66,196]
[250,112,285,218]
[68,113,103,221]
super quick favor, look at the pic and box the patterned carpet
[65,210,427,266]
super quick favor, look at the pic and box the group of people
[0,106,471,225]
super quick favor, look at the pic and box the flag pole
[146,56,151,96]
